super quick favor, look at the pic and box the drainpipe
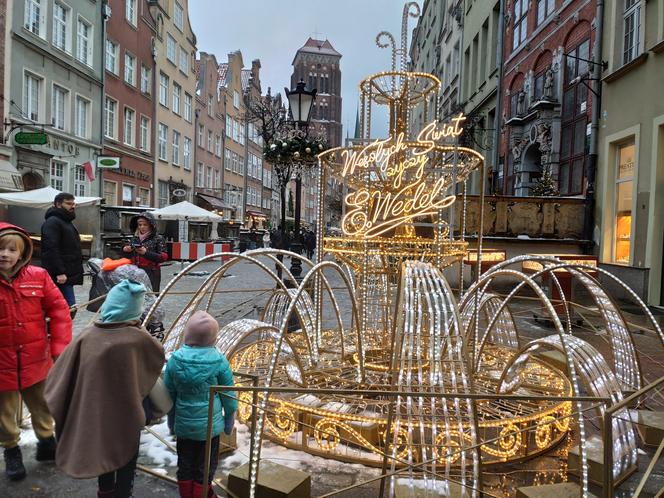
[491,0,506,194]
[98,1,110,257]
[583,0,604,251]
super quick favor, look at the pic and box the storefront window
[103,180,117,206]
[614,142,635,264]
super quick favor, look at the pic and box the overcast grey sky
[189,1,422,139]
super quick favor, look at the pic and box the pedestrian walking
[305,230,316,259]
[45,280,164,498]
[262,230,270,248]
[40,192,83,307]
[122,212,168,292]
[164,310,237,498]
[0,223,72,481]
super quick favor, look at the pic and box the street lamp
[284,79,316,282]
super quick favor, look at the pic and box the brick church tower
[291,38,343,148]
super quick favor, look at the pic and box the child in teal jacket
[164,310,237,498]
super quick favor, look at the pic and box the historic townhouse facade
[148,0,196,207]
[499,0,596,197]
[410,0,464,130]
[460,0,500,194]
[218,51,246,225]
[242,59,271,230]
[102,0,156,210]
[0,0,18,191]
[7,0,103,196]
[595,0,664,305]
[194,51,229,237]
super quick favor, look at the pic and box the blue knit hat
[100,279,146,323]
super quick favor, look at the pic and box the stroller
[87,258,166,341]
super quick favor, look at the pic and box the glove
[224,413,235,435]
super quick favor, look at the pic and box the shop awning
[196,193,233,210]
[246,210,267,219]
[0,185,100,207]
[0,159,23,192]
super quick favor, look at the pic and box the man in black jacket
[40,193,83,306]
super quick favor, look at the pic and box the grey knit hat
[183,310,220,347]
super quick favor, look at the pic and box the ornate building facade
[499,0,596,197]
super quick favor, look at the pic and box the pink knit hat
[183,310,220,347]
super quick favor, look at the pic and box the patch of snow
[139,420,178,467]
[19,427,39,447]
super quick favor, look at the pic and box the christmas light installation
[143,3,664,497]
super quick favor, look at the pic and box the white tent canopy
[151,201,223,222]
[0,185,101,207]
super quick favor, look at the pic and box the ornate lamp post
[284,79,317,281]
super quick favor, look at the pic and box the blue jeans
[57,284,76,306]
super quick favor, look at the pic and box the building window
[174,1,184,31]
[559,38,590,195]
[125,0,137,26]
[139,116,150,152]
[74,165,88,196]
[225,115,232,138]
[159,72,168,106]
[75,96,89,139]
[50,160,66,190]
[215,135,221,157]
[158,180,169,207]
[24,72,41,121]
[179,47,188,73]
[207,95,213,116]
[158,123,168,160]
[232,119,238,142]
[140,65,151,94]
[233,90,240,108]
[172,82,181,114]
[536,0,555,27]
[196,162,204,187]
[614,141,634,264]
[207,130,213,153]
[76,17,92,66]
[138,188,150,207]
[206,166,213,188]
[214,169,220,189]
[225,148,231,171]
[184,93,192,122]
[25,0,45,38]
[123,184,135,206]
[172,130,181,165]
[167,34,177,64]
[104,96,117,138]
[512,0,528,51]
[124,107,135,146]
[184,137,192,170]
[53,2,70,52]
[103,180,117,205]
[623,0,642,65]
[51,85,67,131]
[106,40,118,74]
[198,124,204,148]
[124,53,136,86]
[533,70,546,101]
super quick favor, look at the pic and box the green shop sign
[15,132,47,145]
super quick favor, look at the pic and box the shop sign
[15,132,47,145]
[97,156,120,169]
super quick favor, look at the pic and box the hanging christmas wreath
[264,134,328,165]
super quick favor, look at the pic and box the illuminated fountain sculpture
[146,3,664,497]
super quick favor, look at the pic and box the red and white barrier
[170,242,231,261]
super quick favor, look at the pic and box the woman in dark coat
[122,212,168,292]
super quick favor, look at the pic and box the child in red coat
[0,223,72,481]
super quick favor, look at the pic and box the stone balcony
[455,194,587,242]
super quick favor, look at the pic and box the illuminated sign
[340,114,466,239]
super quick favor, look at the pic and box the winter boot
[4,446,26,481]
[192,481,216,497]
[35,436,57,461]
[177,480,194,498]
